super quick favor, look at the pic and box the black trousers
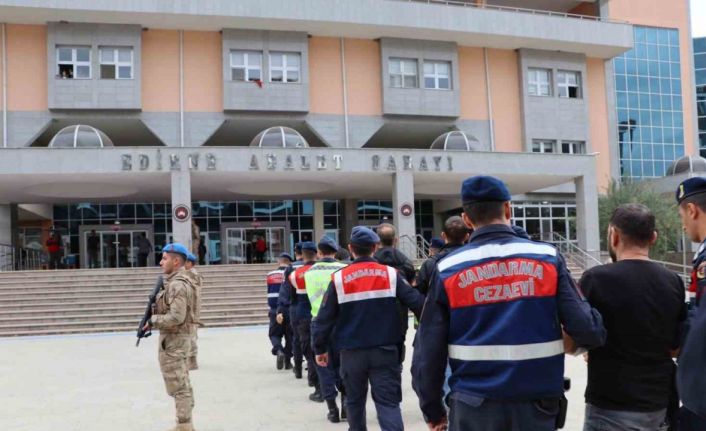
[448,396,558,431]
[268,310,292,359]
[297,317,318,386]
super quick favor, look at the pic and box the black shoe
[294,362,303,379]
[276,351,285,370]
[308,379,315,387]
[284,358,293,370]
[326,399,340,423]
[340,395,347,420]
[309,387,324,403]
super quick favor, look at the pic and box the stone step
[0,286,263,299]
[0,274,268,285]
[0,292,267,307]
[0,300,269,315]
[0,264,274,275]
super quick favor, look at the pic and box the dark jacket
[414,243,464,296]
[374,246,416,338]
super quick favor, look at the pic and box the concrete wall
[380,38,460,117]
[222,29,309,112]
[517,49,589,151]
[47,22,142,110]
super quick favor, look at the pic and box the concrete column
[313,200,325,243]
[170,170,192,250]
[340,199,358,246]
[392,172,416,259]
[575,173,600,258]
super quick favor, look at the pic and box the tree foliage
[598,180,682,259]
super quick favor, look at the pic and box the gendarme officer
[312,226,424,431]
[142,243,198,431]
[412,176,606,431]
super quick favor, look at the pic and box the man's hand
[316,353,329,367]
[276,313,284,325]
[427,416,448,431]
[562,330,577,354]
[142,321,151,332]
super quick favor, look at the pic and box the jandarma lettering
[457,260,545,288]
[344,268,388,283]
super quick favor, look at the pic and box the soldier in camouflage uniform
[184,253,203,371]
[143,243,197,431]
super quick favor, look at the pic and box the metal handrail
[399,234,430,260]
[651,258,690,283]
[386,0,629,24]
[0,243,43,272]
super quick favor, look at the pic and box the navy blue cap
[294,242,303,253]
[461,175,511,204]
[430,237,444,249]
[186,252,197,263]
[318,236,339,252]
[163,243,189,258]
[676,177,706,203]
[350,226,380,246]
[300,241,317,252]
[279,252,294,262]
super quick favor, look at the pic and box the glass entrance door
[225,227,286,264]
[94,230,148,268]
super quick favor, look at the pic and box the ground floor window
[512,201,577,242]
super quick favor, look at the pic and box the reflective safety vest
[304,260,347,317]
[290,262,316,318]
[266,267,286,310]
[437,238,564,400]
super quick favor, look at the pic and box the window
[56,46,91,79]
[389,58,418,88]
[424,61,451,90]
[557,70,582,98]
[230,50,262,82]
[269,52,300,83]
[528,68,551,96]
[561,141,586,154]
[531,139,556,153]
[99,47,133,79]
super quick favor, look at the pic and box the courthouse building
[0,0,699,268]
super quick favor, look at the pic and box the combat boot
[309,384,324,403]
[340,395,347,420]
[170,422,194,431]
[188,356,198,371]
[293,361,303,379]
[326,399,340,423]
[284,358,293,370]
[276,351,285,370]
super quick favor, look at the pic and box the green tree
[598,180,682,259]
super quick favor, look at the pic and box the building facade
[696,37,706,156]
[0,0,698,268]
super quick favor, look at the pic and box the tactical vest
[304,260,347,317]
[332,260,401,351]
[438,238,564,400]
[266,268,286,310]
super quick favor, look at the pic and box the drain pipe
[179,30,185,148]
[2,23,7,148]
[340,37,350,148]
[483,48,495,152]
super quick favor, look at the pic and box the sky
[693,0,706,37]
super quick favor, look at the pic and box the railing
[651,259,691,284]
[0,244,43,272]
[386,0,628,24]
[537,232,603,273]
[399,234,431,260]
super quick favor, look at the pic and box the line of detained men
[145,174,706,431]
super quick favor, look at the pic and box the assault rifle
[136,275,164,347]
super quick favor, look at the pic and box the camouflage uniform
[184,267,204,370]
[151,268,197,430]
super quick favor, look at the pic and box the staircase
[0,264,276,337]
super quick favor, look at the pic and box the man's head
[441,216,470,246]
[278,253,293,266]
[294,242,303,260]
[317,236,339,258]
[300,241,317,262]
[185,252,197,270]
[607,203,657,261]
[377,223,397,248]
[460,176,512,230]
[429,237,444,256]
[348,226,380,258]
[677,177,706,243]
[90,229,96,236]
[160,243,189,275]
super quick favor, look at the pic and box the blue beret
[294,242,303,253]
[318,236,339,252]
[163,243,189,258]
[186,252,197,263]
[350,226,380,246]
[676,177,706,203]
[300,241,317,252]
[279,252,294,262]
[461,175,511,204]
[430,237,444,249]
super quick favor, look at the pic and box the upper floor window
[557,70,582,98]
[99,47,133,80]
[424,61,451,90]
[528,68,551,96]
[231,50,262,82]
[389,58,418,88]
[270,52,300,83]
[532,139,556,153]
[561,141,586,154]
[57,46,91,79]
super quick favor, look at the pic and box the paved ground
[1,326,588,430]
